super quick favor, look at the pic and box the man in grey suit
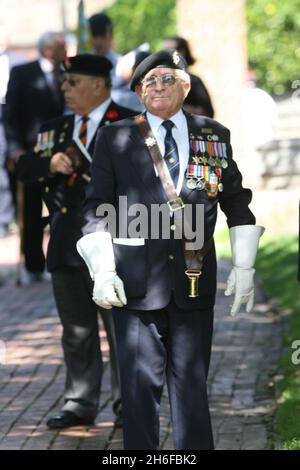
[77,50,264,449]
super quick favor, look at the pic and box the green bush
[104,0,176,54]
[246,0,300,95]
[103,0,299,96]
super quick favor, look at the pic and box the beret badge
[172,51,180,65]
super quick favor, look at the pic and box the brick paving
[0,233,284,450]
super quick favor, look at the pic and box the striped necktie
[78,115,89,146]
[162,120,179,187]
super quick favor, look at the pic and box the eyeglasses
[141,73,178,89]
[62,77,82,87]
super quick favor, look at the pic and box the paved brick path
[0,234,284,450]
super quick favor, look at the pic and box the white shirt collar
[39,57,54,74]
[146,109,185,134]
[75,97,112,126]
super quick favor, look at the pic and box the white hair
[37,31,64,56]
[175,69,191,85]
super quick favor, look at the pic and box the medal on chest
[185,136,228,196]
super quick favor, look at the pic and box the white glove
[224,225,265,316]
[77,232,127,309]
[93,271,127,309]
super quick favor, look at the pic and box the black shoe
[46,410,94,429]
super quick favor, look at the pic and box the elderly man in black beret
[77,49,264,449]
[16,54,136,429]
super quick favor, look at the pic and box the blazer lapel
[128,120,167,205]
[88,101,123,156]
[56,114,74,149]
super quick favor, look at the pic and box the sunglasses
[62,77,82,87]
[141,73,178,89]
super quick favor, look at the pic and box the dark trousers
[23,182,45,273]
[52,266,121,420]
[113,300,214,450]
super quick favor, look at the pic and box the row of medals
[185,153,228,192]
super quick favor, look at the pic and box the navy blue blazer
[16,101,137,272]
[4,60,65,153]
[83,112,256,311]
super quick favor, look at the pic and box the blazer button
[61,207,68,214]
[44,186,49,193]
[168,255,175,260]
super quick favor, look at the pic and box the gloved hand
[224,267,255,316]
[224,225,265,316]
[77,232,127,309]
[93,271,127,309]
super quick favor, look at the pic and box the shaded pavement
[0,234,285,450]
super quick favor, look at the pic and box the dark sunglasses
[61,77,82,87]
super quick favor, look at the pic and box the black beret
[130,48,187,91]
[63,54,113,77]
[89,13,112,37]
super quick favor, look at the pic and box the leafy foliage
[103,0,299,96]
[104,0,176,54]
[215,230,300,449]
[246,0,300,95]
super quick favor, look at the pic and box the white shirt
[73,97,112,148]
[146,109,189,194]
[39,57,56,90]
[0,53,9,103]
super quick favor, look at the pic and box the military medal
[48,130,55,148]
[59,132,66,143]
[208,172,218,196]
[209,156,215,166]
[221,159,228,168]
[196,178,205,190]
[187,178,197,189]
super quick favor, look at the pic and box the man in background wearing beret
[16,54,136,429]
[77,50,264,449]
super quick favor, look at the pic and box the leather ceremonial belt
[135,114,213,297]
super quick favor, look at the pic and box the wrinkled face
[135,67,190,119]
[61,73,105,115]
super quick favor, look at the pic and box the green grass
[215,229,300,450]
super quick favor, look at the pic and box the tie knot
[162,120,174,132]
[81,115,89,123]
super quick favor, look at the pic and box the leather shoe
[46,410,94,429]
